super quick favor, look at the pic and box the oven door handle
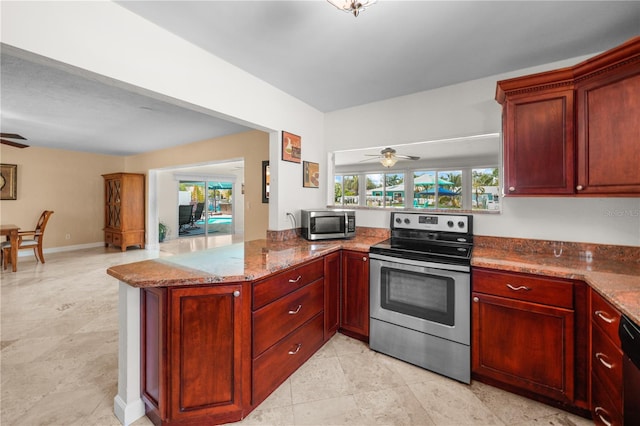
[369,253,470,273]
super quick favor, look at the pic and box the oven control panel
[391,212,470,233]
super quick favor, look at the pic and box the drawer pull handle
[288,343,302,355]
[594,407,612,426]
[288,304,302,315]
[595,352,614,369]
[506,284,531,291]
[288,275,302,283]
[595,310,615,324]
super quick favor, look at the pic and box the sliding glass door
[178,180,234,237]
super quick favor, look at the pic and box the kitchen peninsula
[109,233,640,426]
[108,233,386,426]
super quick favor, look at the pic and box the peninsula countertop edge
[107,236,384,288]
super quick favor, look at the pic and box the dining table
[1,224,20,272]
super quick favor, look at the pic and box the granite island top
[107,234,640,325]
[106,235,386,288]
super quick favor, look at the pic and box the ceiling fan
[363,147,420,168]
[0,133,30,148]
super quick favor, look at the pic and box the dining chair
[2,210,54,270]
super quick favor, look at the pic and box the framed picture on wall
[0,164,17,200]
[262,161,270,203]
[303,161,319,188]
[282,131,301,163]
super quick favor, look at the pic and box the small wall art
[262,160,270,203]
[303,161,319,188]
[282,131,301,163]
[0,163,17,200]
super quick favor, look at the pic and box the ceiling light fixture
[379,148,398,168]
[327,0,377,17]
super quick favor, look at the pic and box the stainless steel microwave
[301,209,356,241]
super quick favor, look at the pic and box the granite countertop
[472,237,640,326]
[108,232,639,326]
[107,234,387,288]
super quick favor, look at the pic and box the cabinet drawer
[253,279,324,356]
[253,258,324,309]
[105,232,113,244]
[591,372,623,426]
[252,313,324,404]
[473,269,573,309]
[592,323,623,407]
[112,232,122,245]
[592,291,621,347]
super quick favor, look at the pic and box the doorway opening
[178,179,234,238]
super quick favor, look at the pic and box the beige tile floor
[1,236,594,426]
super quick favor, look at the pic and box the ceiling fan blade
[396,155,420,160]
[358,157,380,163]
[0,133,27,140]
[0,139,30,148]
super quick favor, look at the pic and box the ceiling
[1,1,639,156]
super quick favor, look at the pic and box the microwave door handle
[344,212,349,237]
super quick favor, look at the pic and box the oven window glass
[380,267,455,326]
[311,216,345,234]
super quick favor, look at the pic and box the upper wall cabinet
[497,36,640,196]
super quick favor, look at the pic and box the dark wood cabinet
[590,289,623,426]
[576,60,640,195]
[340,250,369,342]
[496,36,640,196]
[472,268,586,410]
[251,258,325,406]
[141,283,251,425]
[138,250,373,424]
[103,172,145,251]
[324,251,341,341]
[501,89,575,195]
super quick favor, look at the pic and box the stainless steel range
[369,212,473,383]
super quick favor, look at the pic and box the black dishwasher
[620,314,640,426]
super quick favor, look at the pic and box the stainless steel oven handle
[369,252,470,272]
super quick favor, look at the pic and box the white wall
[326,58,640,246]
[1,1,324,232]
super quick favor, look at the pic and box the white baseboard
[15,242,113,258]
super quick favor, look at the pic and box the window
[413,170,461,209]
[472,167,500,210]
[333,166,500,211]
[334,174,359,206]
[364,173,404,208]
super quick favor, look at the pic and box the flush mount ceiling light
[327,0,377,17]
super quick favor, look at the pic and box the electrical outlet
[65,233,71,240]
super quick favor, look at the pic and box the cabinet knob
[508,186,515,192]
[363,257,367,262]
[576,185,584,191]
[233,290,240,297]
[473,297,479,303]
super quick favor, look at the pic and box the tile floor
[1,236,594,426]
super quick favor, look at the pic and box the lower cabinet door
[340,251,369,340]
[472,292,575,403]
[253,313,324,405]
[168,284,248,422]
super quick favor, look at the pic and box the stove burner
[371,212,474,266]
